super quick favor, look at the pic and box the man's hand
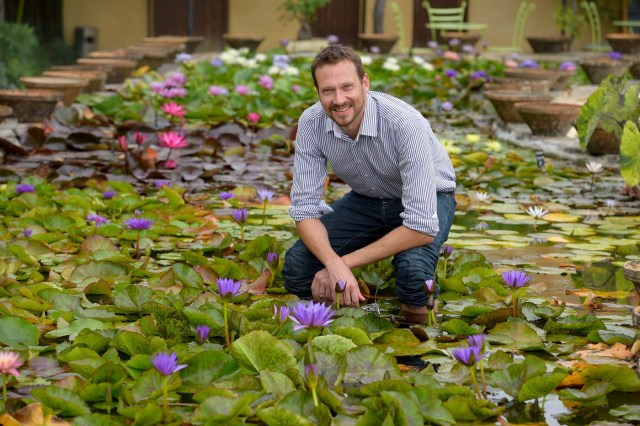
[311,260,365,307]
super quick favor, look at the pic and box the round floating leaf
[31,386,91,417]
[343,345,401,385]
[230,330,297,373]
[71,261,130,284]
[181,351,240,386]
[312,335,357,356]
[0,316,40,348]
[488,319,543,349]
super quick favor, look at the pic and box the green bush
[0,21,40,88]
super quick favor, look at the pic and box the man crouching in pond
[282,44,456,324]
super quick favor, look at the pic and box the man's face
[315,60,369,137]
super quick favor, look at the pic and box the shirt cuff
[401,214,440,236]
[289,201,334,222]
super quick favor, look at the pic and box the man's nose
[334,90,347,105]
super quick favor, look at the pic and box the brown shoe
[398,303,437,325]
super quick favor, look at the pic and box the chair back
[511,1,536,50]
[422,0,467,40]
[389,1,407,52]
[581,0,608,51]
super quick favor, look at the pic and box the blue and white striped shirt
[289,91,456,236]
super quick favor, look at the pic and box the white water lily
[382,61,400,72]
[360,56,373,66]
[422,62,435,72]
[526,206,548,219]
[475,191,491,203]
[284,66,299,76]
[412,56,426,65]
[485,141,502,152]
[586,161,603,174]
[440,138,461,155]
[605,199,617,208]
[254,53,267,62]
[268,66,281,75]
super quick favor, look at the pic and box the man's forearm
[342,226,434,269]
[296,218,342,267]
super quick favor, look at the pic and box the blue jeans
[283,191,456,307]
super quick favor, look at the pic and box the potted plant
[358,0,399,54]
[576,72,639,155]
[527,4,585,53]
[279,0,332,40]
[578,51,631,85]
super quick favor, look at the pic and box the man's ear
[363,73,370,92]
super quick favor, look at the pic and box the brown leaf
[245,269,271,295]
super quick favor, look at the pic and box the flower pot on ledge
[514,102,581,136]
[0,89,63,122]
[358,33,399,53]
[526,36,572,53]
[223,34,264,52]
[578,58,631,84]
[483,90,552,123]
[20,76,87,106]
[606,33,640,54]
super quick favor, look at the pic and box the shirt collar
[323,93,378,138]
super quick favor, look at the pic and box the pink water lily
[161,101,186,117]
[159,131,188,149]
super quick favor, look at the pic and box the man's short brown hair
[311,44,366,88]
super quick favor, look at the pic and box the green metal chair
[487,1,536,53]
[389,1,408,53]
[422,0,467,41]
[581,0,610,51]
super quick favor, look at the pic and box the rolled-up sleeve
[398,119,440,236]
[289,118,334,221]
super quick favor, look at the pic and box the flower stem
[480,361,487,398]
[512,290,518,317]
[311,387,319,407]
[428,309,436,326]
[240,224,245,243]
[336,294,341,310]
[223,301,231,347]
[261,201,267,225]
[162,380,168,420]
[135,232,141,259]
[307,333,315,364]
[166,148,173,163]
[2,373,6,403]
[443,261,448,279]
[469,366,483,399]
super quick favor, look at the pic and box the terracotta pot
[486,78,551,92]
[515,102,582,136]
[20,76,87,106]
[579,58,631,84]
[42,69,107,93]
[0,89,63,122]
[503,68,562,86]
[76,58,137,84]
[484,90,552,123]
[142,36,204,53]
[587,128,619,155]
[223,34,264,52]
[358,33,399,53]
[0,105,13,123]
[88,49,143,62]
[606,33,640,54]
[623,260,640,299]
[526,36,572,53]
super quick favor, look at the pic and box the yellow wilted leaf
[557,371,585,388]
[543,213,580,223]
[132,65,150,77]
[548,235,570,243]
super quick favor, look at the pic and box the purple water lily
[23,228,32,238]
[267,252,279,267]
[441,101,453,111]
[155,179,171,189]
[103,190,117,199]
[273,305,290,324]
[424,279,436,295]
[219,191,234,201]
[335,280,346,293]
[150,351,187,376]
[501,270,532,288]
[289,301,335,331]
[86,213,110,228]
[468,334,486,349]
[441,245,454,258]
[257,189,275,202]
[15,184,34,194]
[609,51,623,60]
[453,346,483,366]
[519,59,539,68]
[232,208,248,225]
[216,277,246,299]
[444,69,458,78]
[195,325,210,344]
[470,70,487,80]
[125,217,153,231]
